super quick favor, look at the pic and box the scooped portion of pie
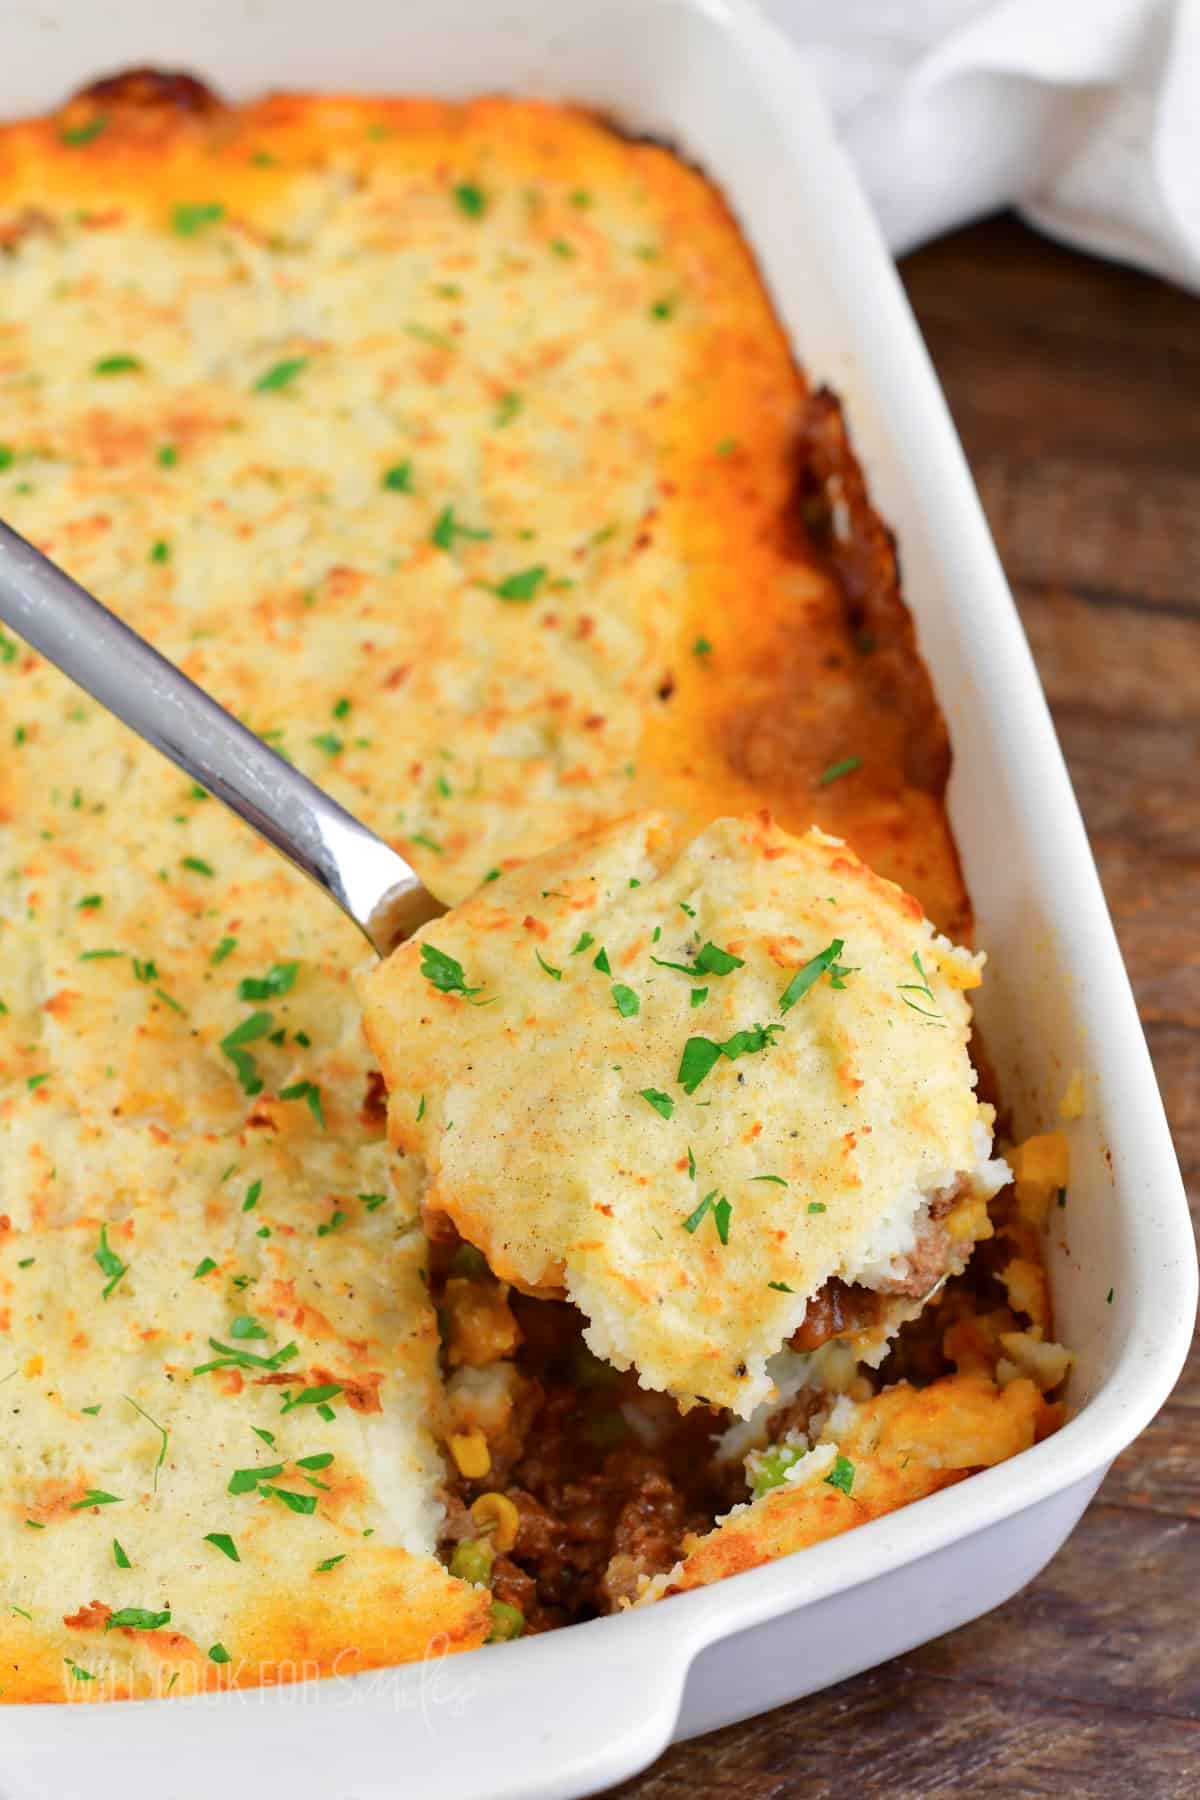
[361,812,1007,1416]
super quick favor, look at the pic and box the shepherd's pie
[0,71,1068,1690]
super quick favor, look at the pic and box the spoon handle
[0,519,441,954]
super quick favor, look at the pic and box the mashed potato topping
[361,812,1006,1415]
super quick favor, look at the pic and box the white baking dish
[2,1,1194,1794]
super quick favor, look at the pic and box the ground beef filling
[434,1252,725,1633]
[788,1215,955,1353]
[434,1193,967,1632]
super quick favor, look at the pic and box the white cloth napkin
[760,0,1200,290]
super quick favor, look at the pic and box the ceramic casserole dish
[0,0,1193,1795]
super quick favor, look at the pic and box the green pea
[586,1411,628,1450]
[572,1345,618,1389]
[749,1444,806,1500]
[450,1539,494,1586]
[486,1601,524,1643]
[450,1243,490,1280]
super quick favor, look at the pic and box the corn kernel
[1010,1132,1070,1188]
[448,1429,491,1480]
[470,1491,520,1553]
[943,1195,993,1246]
[935,953,983,991]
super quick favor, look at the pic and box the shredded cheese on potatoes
[361,813,1005,1415]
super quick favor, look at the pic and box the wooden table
[614,215,1200,1799]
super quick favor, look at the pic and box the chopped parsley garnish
[279,1382,343,1416]
[650,295,677,321]
[315,1554,346,1573]
[132,957,158,984]
[779,939,848,1013]
[767,1281,794,1293]
[381,459,413,492]
[182,856,214,877]
[211,936,237,965]
[77,893,103,910]
[687,1146,696,1180]
[157,443,178,467]
[682,1190,732,1243]
[491,565,546,602]
[612,984,640,1018]
[220,1011,273,1096]
[228,1462,283,1495]
[720,1023,783,1059]
[279,1080,324,1127]
[71,1490,122,1510]
[230,1315,267,1340]
[238,961,298,1001]
[431,506,491,550]
[112,1539,131,1569]
[124,1395,169,1488]
[203,1532,240,1563]
[149,539,170,566]
[94,1225,127,1300]
[677,1024,782,1093]
[26,1073,50,1091]
[61,114,109,147]
[453,182,486,217]
[535,949,562,981]
[898,952,944,1025]
[420,943,483,999]
[93,354,142,376]
[172,202,225,235]
[194,1338,298,1377]
[817,756,862,786]
[254,358,308,392]
[592,947,612,976]
[0,629,17,664]
[260,1484,317,1515]
[824,1454,855,1496]
[311,732,343,756]
[751,1175,788,1187]
[359,1192,387,1211]
[639,1089,674,1120]
[652,941,744,979]
[807,1202,827,1214]
[691,637,713,659]
[1107,1287,1115,1304]
[316,1211,345,1238]
[209,1643,232,1664]
[242,1179,262,1213]
[193,1257,217,1279]
[570,932,595,956]
[690,987,708,1008]
[494,391,522,427]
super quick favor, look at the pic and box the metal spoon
[0,519,445,956]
